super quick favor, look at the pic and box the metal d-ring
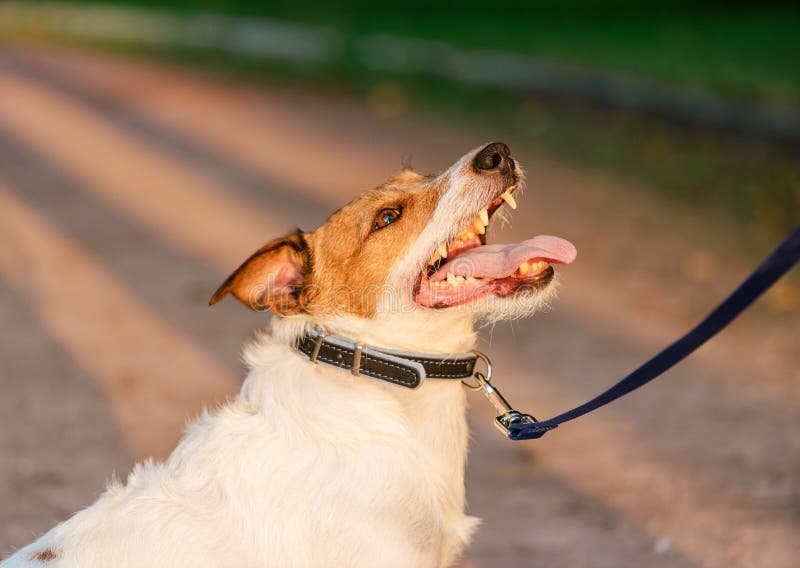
[462,350,493,391]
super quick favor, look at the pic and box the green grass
[5,1,799,239]
[49,0,800,108]
[369,75,800,241]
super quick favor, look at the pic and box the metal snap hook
[462,350,492,391]
[463,350,538,438]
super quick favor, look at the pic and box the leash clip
[467,351,538,438]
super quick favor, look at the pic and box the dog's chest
[225,347,478,564]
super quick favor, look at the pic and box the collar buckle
[351,343,364,376]
[309,332,326,364]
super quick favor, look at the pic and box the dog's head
[210,143,575,342]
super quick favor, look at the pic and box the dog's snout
[473,142,511,172]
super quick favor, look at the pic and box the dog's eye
[373,207,402,231]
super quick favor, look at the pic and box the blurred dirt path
[0,43,797,567]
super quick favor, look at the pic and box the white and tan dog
[2,143,576,568]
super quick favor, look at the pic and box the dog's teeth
[438,242,448,259]
[444,272,467,286]
[518,261,530,275]
[474,220,486,235]
[466,276,478,283]
[479,208,489,225]
[456,229,477,242]
[501,191,517,209]
[530,261,548,274]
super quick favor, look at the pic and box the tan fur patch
[387,167,427,185]
[30,548,59,562]
[212,169,444,317]
[301,171,443,317]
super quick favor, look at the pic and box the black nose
[473,142,511,171]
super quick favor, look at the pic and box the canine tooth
[474,220,486,235]
[518,261,530,275]
[446,272,457,285]
[438,242,448,259]
[479,208,489,225]
[501,191,517,209]
[454,275,466,284]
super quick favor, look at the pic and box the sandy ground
[0,42,798,567]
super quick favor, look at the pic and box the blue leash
[507,223,800,441]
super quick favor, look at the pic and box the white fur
[2,317,479,568]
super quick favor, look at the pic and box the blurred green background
[3,0,799,236]
[73,0,800,106]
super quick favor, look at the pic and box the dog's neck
[271,310,479,355]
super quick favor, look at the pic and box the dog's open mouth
[414,185,577,309]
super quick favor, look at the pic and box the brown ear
[209,231,311,314]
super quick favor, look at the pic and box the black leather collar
[296,331,477,389]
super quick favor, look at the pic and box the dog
[2,143,576,567]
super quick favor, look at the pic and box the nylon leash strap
[484,224,800,441]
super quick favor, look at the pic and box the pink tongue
[432,235,577,280]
